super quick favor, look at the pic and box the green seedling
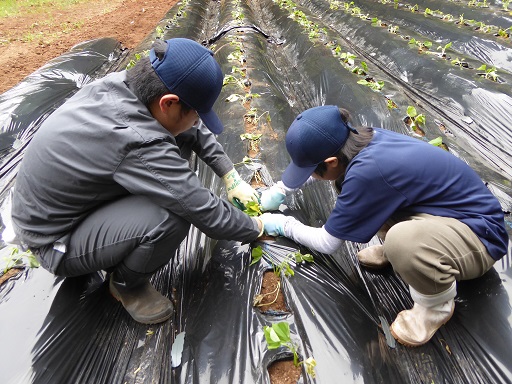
[503,0,510,11]
[263,322,317,378]
[244,109,271,126]
[409,39,432,53]
[126,50,149,70]
[231,66,247,77]
[429,136,449,151]
[357,78,385,91]
[497,28,510,38]
[451,57,469,68]
[409,4,419,12]
[241,132,262,153]
[351,61,368,75]
[477,64,498,81]
[388,24,399,33]
[244,201,263,217]
[457,14,468,26]
[240,133,262,142]
[3,247,39,274]
[405,106,426,136]
[274,251,314,278]
[226,93,259,105]
[329,0,341,10]
[251,245,264,265]
[386,98,398,109]
[350,6,362,16]
[274,258,295,278]
[291,251,314,263]
[339,52,357,66]
[155,25,165,39]
[371,17,387,27]
[436,41,452,57]
[223,74,245,88]
[233,156,255,167]
[227,50,245,64]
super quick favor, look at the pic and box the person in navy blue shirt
[259,105,509,347]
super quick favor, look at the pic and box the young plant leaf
[250,246,263,266]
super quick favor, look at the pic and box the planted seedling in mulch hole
[264,322,317,382]
[241,132,262,157]
[436,41,452,58]
[451,57,470,68]
[252,247,314,313]
[477,64,499,81]
[429,136,449,151]
[404,106,426,136]
[1,247,39,286]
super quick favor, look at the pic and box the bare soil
[268,359,302,384]
[256,270,288,313]
[0,0,177,94]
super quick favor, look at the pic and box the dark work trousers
[36,195,191,278]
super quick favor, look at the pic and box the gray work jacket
[11,71,260,250]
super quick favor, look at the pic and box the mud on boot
[390,282,456,347]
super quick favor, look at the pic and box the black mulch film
[1,0,511,383]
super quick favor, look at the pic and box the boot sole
[390,305,455,347]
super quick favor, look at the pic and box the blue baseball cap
[149,38,224,134]
[282,105,358,189]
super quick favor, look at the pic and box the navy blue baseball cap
[149,38,224,134]
[282,105,358,189]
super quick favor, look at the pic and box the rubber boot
[357,244,390,269]
[109,264,173,324]
[390,282,456,347]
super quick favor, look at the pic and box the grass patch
[0,0,83,18]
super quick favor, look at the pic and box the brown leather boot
[109,266,173,324]
[357,244,390,269]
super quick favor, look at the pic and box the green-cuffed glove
[222,168,260,210]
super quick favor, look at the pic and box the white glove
[222,169,260,210]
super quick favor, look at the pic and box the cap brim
[199,109,224,134]
[281,161,317,189]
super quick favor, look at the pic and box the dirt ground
[0,0,178,94]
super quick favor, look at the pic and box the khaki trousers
[381,213,496,295]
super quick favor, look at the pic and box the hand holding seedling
[222,169,260,210]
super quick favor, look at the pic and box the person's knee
[384,220,429,273]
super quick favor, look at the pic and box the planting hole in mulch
[268,358,302,384]
[254,270,288,313]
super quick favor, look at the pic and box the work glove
[222,168,260,210]
[260,183,286,211]
[259,212,289,237]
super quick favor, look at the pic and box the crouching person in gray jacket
[10,38,264,324]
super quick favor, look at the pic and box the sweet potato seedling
[3,247,39,274]
[244,201,263,217]
[477,64,498,81]
[404,106,426,136]
[263,322,317,378]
